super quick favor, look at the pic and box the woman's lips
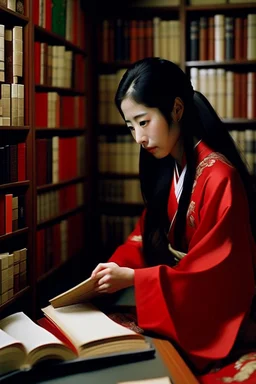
[146,147,157,153]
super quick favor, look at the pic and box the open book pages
[49,276,99,308]
[42,303,151,358]
[0,312,76,375]
[118,378,172,384]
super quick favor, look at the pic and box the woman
[91,58,256,373]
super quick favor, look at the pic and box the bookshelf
[86,0,256,260]
[0,0,91,321]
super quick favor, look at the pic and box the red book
[35,93,48,127]
[33,0,39,25]
[130,20,138,63]
[235,18,243,60]
[0,195,5,236]
[45,0,52,32]
[5,194,13,234]
[36,139,47,186]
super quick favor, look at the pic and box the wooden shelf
[222,118,256,126]
[0,125,30,131]
[0,227,29,242]
[99,173,139,179]
[36,127,86,137]
[0,5,29,25]
[37,205,86,229]
[34,25,87,55]
[186,60,256,68]
[0,180,30,190]
[186,4,256,12]
[35,84,85,96]
[37,176,85,193]
[0,286,31,312]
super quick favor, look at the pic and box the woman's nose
[135,127,147,145]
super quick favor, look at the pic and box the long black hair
[115,57,256,267]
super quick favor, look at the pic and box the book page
[118,378,172,384]
[49,277,99,308]
[42,303,144,349]
[0,312,66,354]
[0,328,24,349]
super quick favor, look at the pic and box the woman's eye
[127,125,134,131]
[139,120,147,127]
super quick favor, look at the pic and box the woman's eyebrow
[124,112,147,123]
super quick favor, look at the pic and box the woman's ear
[172,97,184,123]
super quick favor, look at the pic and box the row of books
[98,71,126,125]
[35,93,85,128]
[99,18,180,64]
[0,142,26,185]
[36,212,84,277]
[0,0,24,13]
[36,136,85,186]
[98,135,140,174]
[189,14,256,61]
[0,248,27,305]
[0,194,25,236]
[34,43,85,91]
[230,129,256,174]
[33,0,85,49]
[190,69,256,119]
[99,179,142,204]
[100,215,140,255]
[37,182,84,224]
[0,83,24,126]
[0,24,23,84]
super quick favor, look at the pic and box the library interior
[0,0,256,383]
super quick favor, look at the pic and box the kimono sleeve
[133,167,256,368]
[108,210,146,269]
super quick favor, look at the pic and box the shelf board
[99,173,139,179]
[0,286,31,312]
[34,25,87,55]
[186,60,256,68]
[37,176,86,193]
[35,84,85,96]
[186,4,256,12]
[37,205,86,229]
[222,118,256,127]
[36,127,86,137]
[0,227,29,241]
[0,180,30,190]
[0,125,30,131]
[0,5,29,25]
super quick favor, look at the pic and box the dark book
[190,20,199,61]
[225,16,234,60]
[9,144,18,183]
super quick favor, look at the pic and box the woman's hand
[91,262,134,293]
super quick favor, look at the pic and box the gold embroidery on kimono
[192,153,232,193]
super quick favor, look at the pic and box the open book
[41,303,151,358]
[49,276,100,308]
[0,312,76,376]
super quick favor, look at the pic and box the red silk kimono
[108,141,256,371]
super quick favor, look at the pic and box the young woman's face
[121,97,182,161]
